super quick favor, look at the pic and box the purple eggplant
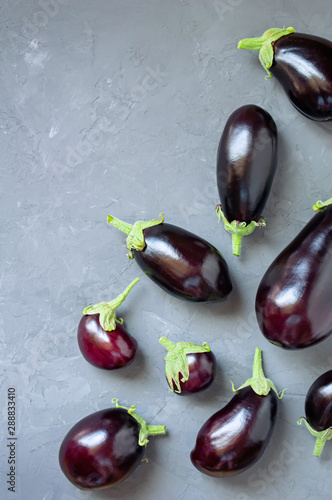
[159,337,216,395]
[298,370,332,457]
[256,198,332,349]
[238,27,332,121]
[190,348,284,477]
[77,278,139,370]
[216,104,278,257]
[59,399,166,490]
[107,214,232,302]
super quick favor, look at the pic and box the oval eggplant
[238,27,332,121]
[305,370,332,432]
[77,279,139,370]
[159,336,216,395]
[107,214,232,302]
[216,104,278,257]
[190,348,283,477]
[256,198,332,349]
[59,399,166,490]
[298,370,332,457]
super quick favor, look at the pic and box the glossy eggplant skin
[271,33,332,121]
[256,205,332,349]
[59,408,144,490]
[169,351,216,395]
[305,370,332,431]
[217,105,278,225]
[133,223,232,302]
[190,386,278,477]
[77,314,137,370]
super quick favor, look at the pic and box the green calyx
[297,417,332,457]
[237,26,296,77]
[112,399,166,447]
[216,205,266,257]
[159,336,211,393]
[107,213,164,259]
[82,278,140,331]
[312,197,332,212]
[231,347,286,398]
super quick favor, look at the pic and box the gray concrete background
[1,1,332,499]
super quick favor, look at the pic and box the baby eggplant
[107,214,232,302]
[216,104,278,257]
[159,336,216,395]
[59,399,166,490]
[298,370,332,457]
[256,198,332,349]
[77,278,139,370]
[238,27,332,121]
[191,348,284,477]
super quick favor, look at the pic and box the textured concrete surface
[1,1,332,499]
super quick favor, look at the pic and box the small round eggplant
[216,104,278,257]
[77,278,139,370]
[59,399,166,490]
[190,348,284,477]
[256,198,332,349]
[159,336,216,395]
[238,27,332,121]
[298,370,332,457]
[107,214,232,302]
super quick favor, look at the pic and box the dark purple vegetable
[59,399,166,490]
[298,370,332,457]
[238,27,332,121]
[107,214,232,302]
[191,348,283,477]
[256,198,332,349]
[77,278,139,370]
[159,337,216,395]
[216,104,278,257]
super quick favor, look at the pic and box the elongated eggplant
[216,104,278,257]
[159,337,215,395]
[256,198,332,349]
[190,348,283,477]
[298,370,332,457]
[107,214,232,302]
[77,278,139,370]
[238,27,332,121]
[59,399,166,490]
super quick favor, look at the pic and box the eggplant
[256,198,332,349]
[159,337,215,395]
[59,399,166,490]
[298,370,332,457]
[107,214,232,302]
[77,278,139,370]
[238,27,332,121]
[216,104,278,257]
[190,348,284,477]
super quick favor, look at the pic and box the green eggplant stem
[112,399,166,447]
[237,26,296,77]
[231,347,286,398]
[216,205,266,257]
[312,197,332,212]
[82,278,140,331]
[107,213,164,259]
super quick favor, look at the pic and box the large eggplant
[107,214,232,302]
[59,399,166,490]
[256,198,332,349]
[190,348,283,477]
[216,104,278,257]
[238,27,332,121]
[298,370,332,457]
